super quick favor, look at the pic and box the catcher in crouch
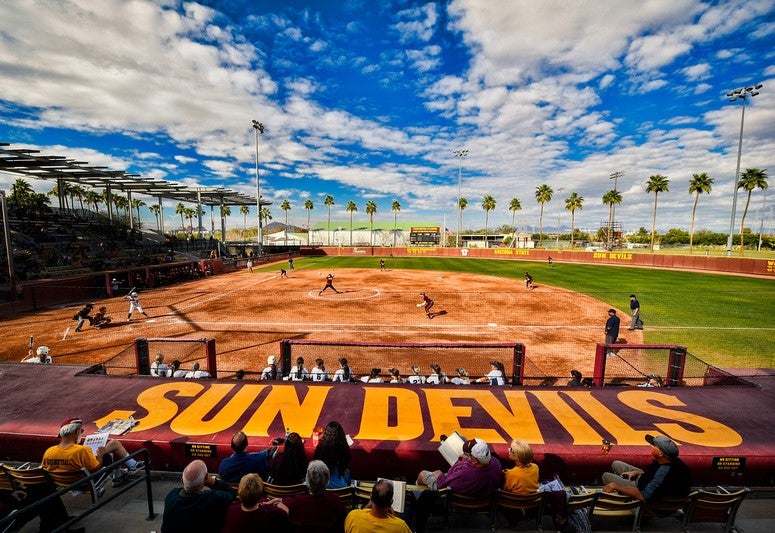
[417,292,435,319]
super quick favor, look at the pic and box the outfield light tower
[454,148,468,248]
[609,171,624,251]
[725,84,762,256]
[252,119,264,256]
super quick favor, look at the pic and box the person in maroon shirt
[283,460,346,533]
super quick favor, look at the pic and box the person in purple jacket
[411,438,503,532]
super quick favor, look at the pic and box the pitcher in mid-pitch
[319,273,340,295]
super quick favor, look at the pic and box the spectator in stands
[407,364,425,384]
[502,439,539,494]
[361,368,383,383]
[286,356,309,381]
[413,438,502,532]
[221,473,290,532]
[185,362,211,379]
[312,421,351,488]
[219,431,276,483]
[344,479,411,533]
[332,357,354,382]
[161,459,236,533]
[476,360,506,385]
[387,367,402,383]
[426,363,447,384]
[602,434,691,502]
[270,432,308,486]
[42,417,141,486]
[170,359,187,378]
[22,345,52,363]
[151,353,170,377]
[0,476,76,533]
[73,303,94,332]
[311,358,328,381]
[261,355,279,380]
[283,460,346,533]
[581,377,595,387]
[451,368,470,385]
[567,369,583,387]
[235,369,245,379]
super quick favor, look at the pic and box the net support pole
[667,345,686,387]
[512,343,525,385]
[135,338,150,376]
[205,339,217,378]
[280,339,292,379]
[593,343,607,387]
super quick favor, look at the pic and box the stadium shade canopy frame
[0,142,259,208]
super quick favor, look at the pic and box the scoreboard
[409,226,440,246]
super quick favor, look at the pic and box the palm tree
[304,199,314,238]
[261,207,272,234]
[646,174,670,252]
[458,197,468,244]
[220,205,231,239]
[148,204,161,230]
[346,200,358,245]
[131,198,146,227]
[71,184,86,211]
[324,194,335,246]
[391,200,401,247]
[183,207,196,237]
[534,184,553,247]
[239,205,249,236]
[602,190,622,249]
[280,199,291,245]
[508,197,522,247]
[688,173,713,253]
[84,190,101,213]
[365,200,378,246]
[9,178,33,205]
[737,168,769,254]
[481,195,496,244]
[175,202,186,232]
[564,192,584,249]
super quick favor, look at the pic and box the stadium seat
[262,482,308,498]
[591,491,643,532]
[683,487,749,532]
[492,489,545,532]
[43,466,109,504]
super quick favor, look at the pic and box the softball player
[125,291,149,321]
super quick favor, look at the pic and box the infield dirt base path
[1,267,641,379]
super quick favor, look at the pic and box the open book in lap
[437,431,466,466]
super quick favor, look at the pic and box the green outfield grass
[266,255,775,369]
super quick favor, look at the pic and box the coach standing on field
[628,294,644,330]
[605,309,620,345]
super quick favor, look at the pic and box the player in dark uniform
[319,273,340,295]
[73,303,94,332]
[280,268,288,278]
[417,292,434,319]
[524,272,534,289]
[288,257,294,270]
[379,259,385,271]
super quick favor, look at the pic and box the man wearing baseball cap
[413,438,502,532]
[602,434,691,501]
[41,417,143,486]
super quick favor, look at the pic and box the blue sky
[1,0,773,235]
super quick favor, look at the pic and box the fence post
[667,345,686,386]
[593,343,607,387]
[135,338,150,375]
[280,339,291,379]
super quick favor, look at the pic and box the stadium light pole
[555,187,564,249]
[454,148,468,248]
[609,171,624,251]
[725,84,762,256]
[252,120,264,257]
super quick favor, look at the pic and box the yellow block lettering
[355,388,424,441]
[171,384,265,436]
[243,385,331,438]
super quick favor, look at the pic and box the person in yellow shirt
[502,439,539,494]
[41,417,142,485]
[345,479,410,533]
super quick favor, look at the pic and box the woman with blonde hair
[221,473,290,532]
[502,439,539,494]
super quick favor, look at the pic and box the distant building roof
[310,221,438,231]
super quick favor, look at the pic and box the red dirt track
[0,267,642,378]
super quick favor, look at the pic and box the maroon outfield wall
[306,246,775,277]
[1,363,773,486]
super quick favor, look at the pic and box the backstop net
[280,339,524,383]
[593,343,756,387]
[97,337,216,377]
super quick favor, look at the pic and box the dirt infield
[0,267,642,379]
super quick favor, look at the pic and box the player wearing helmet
[23,345,52,364]
[125,291,149,321]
